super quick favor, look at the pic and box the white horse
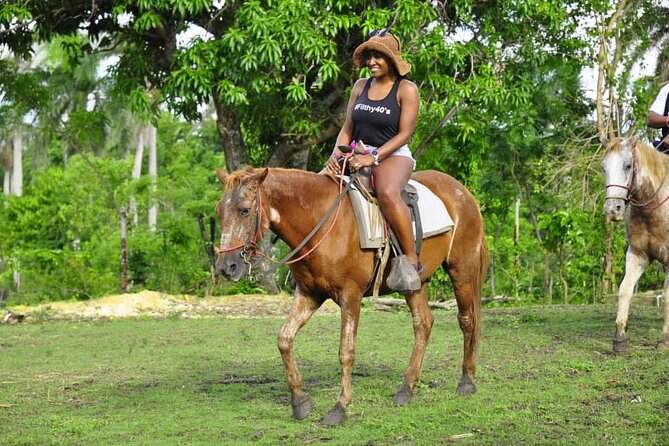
[600,135,669,352]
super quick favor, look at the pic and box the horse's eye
[239,208,250,217]
[624,163,632,172]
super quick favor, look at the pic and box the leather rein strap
[259,170,358,278]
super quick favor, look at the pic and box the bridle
[605,144,636,205]
[214,187,266,268]
[605,143,669,211]
[215,157,358,280]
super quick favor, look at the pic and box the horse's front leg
[614,249,648,353]
[277,287,322,420]
[322,295,362,426]
[393,285,434,406]
[657,269,669,351]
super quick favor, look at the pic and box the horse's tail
[471,232,488,355]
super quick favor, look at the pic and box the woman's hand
[325,153,342,175]
[349,154,374,171]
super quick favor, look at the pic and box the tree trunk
[268,141,311,169]
[488,249,496,296]
[2,165,10,196]
[0,257,8,304]
[560,267,569,304]
[602,221,616,298]
[147,123,158,230]
[11,129,22,197]
[120,209,128,293]
[253,235,280,294]
[513,197,520,297]
[212,93,248,172]
[130,126,145,226]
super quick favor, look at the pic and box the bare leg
[322,294,362,426]
[277,286,322,419]
[373,156,418,266]
[393,285,434,406]
[658,269,669,350]
[614,249,648,353]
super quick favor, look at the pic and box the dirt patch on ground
[7,291,340,322]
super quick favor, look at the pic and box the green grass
[1,303,667,445]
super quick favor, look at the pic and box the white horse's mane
[607,137,669,190]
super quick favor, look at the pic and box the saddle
[329,147,453,295]
[331,145,453,251]
[343,174,453,250]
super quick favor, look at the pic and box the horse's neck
[263,170,338,245]
[633,171,666,202]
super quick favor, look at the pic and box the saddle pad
[347,178,454,249]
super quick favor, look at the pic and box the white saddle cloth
[347,178,454,249]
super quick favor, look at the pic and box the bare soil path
[7,291,340,322]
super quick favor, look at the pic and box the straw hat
[352,31,412,76]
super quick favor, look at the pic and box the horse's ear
[216,168,228,185]
[630,134,640,146]
[257,168,269,185]
[600,135,610,148]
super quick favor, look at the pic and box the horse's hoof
[656,339,669,351]
[291,394,312,420]
[321,402,346,426]
[612,333,630,354]
[393,380,413,406]
[457,373,476,396]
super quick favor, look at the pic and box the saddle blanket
[347,178,454,249]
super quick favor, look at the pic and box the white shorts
[367,144,416,170]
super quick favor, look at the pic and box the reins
[259,165,356,278]
[217,156,359,280]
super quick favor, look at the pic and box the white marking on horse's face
[219,219,247,249]
[602,150,633,199]
[216,188,256,249]
[602,147,633,221]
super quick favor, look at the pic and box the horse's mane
[223,166,324,191]
[223,167,258,190]
[607,137,669,189]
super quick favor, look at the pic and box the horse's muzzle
[604,198,626,222]
[216,252,246,282]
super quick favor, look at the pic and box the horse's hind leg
[277,287,322,420]
[614,249,648,353]
[393,285,434,406]
[448,261,482,396]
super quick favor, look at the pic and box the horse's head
[214,167,270,281]
[601,135,638,222]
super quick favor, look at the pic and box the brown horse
[601,136,669,352]
[214,167,488,425]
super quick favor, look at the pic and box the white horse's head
[600,135,638,222]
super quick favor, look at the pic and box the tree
[4,0,665,304]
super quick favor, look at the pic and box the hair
[223,167,257,190]
[607,137,669,190]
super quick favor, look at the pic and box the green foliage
[0,113,233,305]
[0,0,666,306]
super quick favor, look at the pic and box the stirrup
[386,254,421,292]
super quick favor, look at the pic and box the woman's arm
[375,79,419,160]
[325,78,368,174]
[647,110,669,129]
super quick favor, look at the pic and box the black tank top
[351,78,402,147]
